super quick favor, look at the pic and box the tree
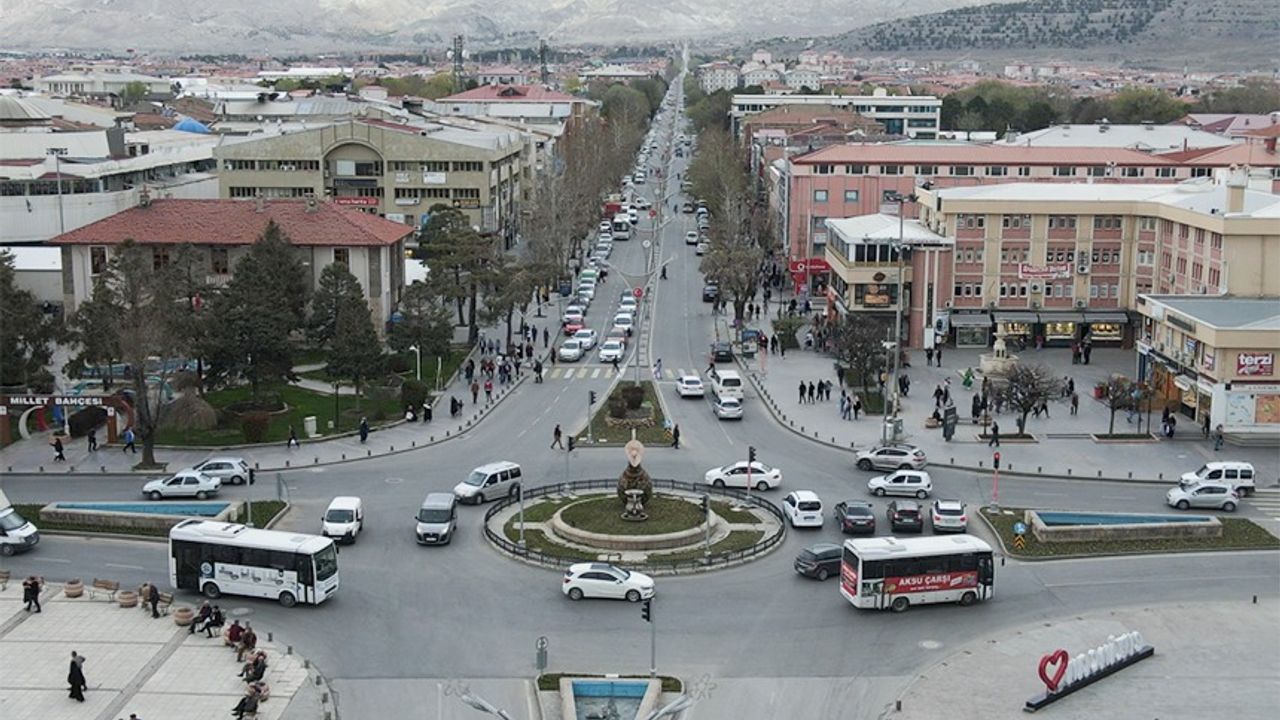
[420,205,501,344]
[119,80,149,106]
[202,222,309,398]
[324,292,383,408]
[1105,87,1187,124]
[0,251,56,390]
[699,191,768,324]
[991,363,1062,435]
[832,315,890,396]
[309,263,367,348]
[64,275,124,391]
[388,282,454,357]
[1099,375,1135,435]
[1195,79,1280,114]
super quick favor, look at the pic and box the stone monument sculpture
[617,432,653,521]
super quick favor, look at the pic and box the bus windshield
[314,545,338,581]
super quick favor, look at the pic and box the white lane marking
[34,557,71,564]
[1043,574,1272,589]
[106,563,145,571]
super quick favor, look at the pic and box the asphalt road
[3,80,1278,719]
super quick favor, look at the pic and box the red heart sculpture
[1038,649,1069,692]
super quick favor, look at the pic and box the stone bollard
[390,445,395,452]
[101,466,106,472]
[366,450,372,457]
[412,441,416,447]
[1097,470,1102,477]
[1067,468,1072,475]
[285,460,290,467]
[1038,466,1042,473]
[314,457,319,464]
[342,454,346,460]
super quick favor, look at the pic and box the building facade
[697,62,741,94]
[731,90,942,139]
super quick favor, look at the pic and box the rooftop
[935,180,1280,219]
[1140,295,1280,331]
[51,198,414,247]
[794,142,1175,166]
[439,84,579,103]
[825,213,952,246]
[994,123,1236,152]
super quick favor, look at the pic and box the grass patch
[15,501,285,538]
[154,384,402,446]
[300,351,463,390]
[501,528,598,561]
[710,500,758,524]
[583,380,670,446]
[503,497,572,536]
[982,506,1280,558]
[537,673,682,693]
[559,494,704,535]
[648,530,764,563]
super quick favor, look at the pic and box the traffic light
[748,446,757,463]
[641,598,652,623]
[993,452,1001,470]
[589,390,597,405]
[567,436,576,452]
[700,494,709,514]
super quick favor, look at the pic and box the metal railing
[483,478,786,573]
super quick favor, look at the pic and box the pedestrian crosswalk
[1249,488,1280,521]
[540,365,694,382]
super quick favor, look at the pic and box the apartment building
[731,90,942,139]
[697,61,741,94]
[213,118,525,246]
[428,84,598,129]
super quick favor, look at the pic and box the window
[422,161,449,173]
[1208,267,1220,286]
[1017,166,1031,177]
[1093,215,1121,230]
[1019,284,1028,297]
[151,246,170,270]
[1090,285,1099,298]
[1053,166,1076,177]
[452,161,483,173]
[1210,233,1223,249]
[1138,217,1157,231]
[881,165,902,175]
[1048,215,1076,229]
[1087,166,1108,177]
[1190,167,1212,178]
[813,189,828,202]
[1121,167,1142,178]
[951,165,974,176]
[1002,214,1030,229]
[1176,257,1187,274]
[1192,261,1203,280]
[210,247,229,275]
[390,161,416,172]
[844,164,866,175]
[1137,250,1154,265]
[334,248,350,266]
[1195,228,1205,245]
[1155,167,1176,178]
[815,164,834,175]
[985,166,1008,177]
[90,246,108,275]
[843,189,860,203]
[882,190,897,203]
[916,165,936,176]
[958,214,985,229]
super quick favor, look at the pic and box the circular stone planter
[172,606,195,626]
[63,579,84,598]
[117,590,139,609]
[550,508,716,551]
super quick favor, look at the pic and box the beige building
[213,117,526,246]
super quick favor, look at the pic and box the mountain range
[0,0,991,54]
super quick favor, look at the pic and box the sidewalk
[0,581,328,720]
[744,334,1280,484]
[887,599,1279,720]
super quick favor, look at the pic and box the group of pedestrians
[838,390,864,421]
[797,379,835,404]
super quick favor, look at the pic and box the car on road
[633,173,646,185]
[887,500,925,533]
[702,284,719,302]
[855,444,927,471]
[562,307,584,324]
[713,396,743,420]
[143,471,221,500]
[190,457,254,486]
[793,543,842,581]
[1180,461,1256,497]
[562,320,584,337]
[711,342,734,363]
[867,470,932,499]
[598,339,626,363]
[622,175,633,186]
[1166,481,1239,512]
[675,375,705,397]
[931,500,968,533]
[321,496,364,544]
[618,296,638,313]
[634,197,652,210]
[599,221,612,235]
[558,339,585,362]
[695,241,709,256]
[453,461,522,505]
[562,563,655,602]
[612,313,635,335]
[576,283,596,302]
[685,230,699,245]
[783,491,824,528]
[833,500,876,535]
[704,461,780,491]
[573,328,599,350]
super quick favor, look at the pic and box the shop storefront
[1081,311,1130,345]
[1039,312,1085,347]
[949,312,991,348]
[993,311,1038,344]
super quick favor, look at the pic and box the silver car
[1166,481,1239,512]
[856,444,927,471]
[190,457,254,486]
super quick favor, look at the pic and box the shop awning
[1039,312,1086,323]
[949,313,992,327]
[1084,312,1130,324]
[994,312,1039,323]
[1173,375,1194,391]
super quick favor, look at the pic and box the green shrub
[401,378,429,409]
[608,398,627,419]
[621,384,645,410]
[240,412,270,443]
[387,353,411,374]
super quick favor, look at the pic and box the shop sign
[394,172,410,184]
[2,395,106,406]
[1017,263,1071,280]
[1202,348,1215,372]
[861,283,892,307]
[333,196,378,207]
[422,172,447,185]
[807,257,831,273]
[1237,352,1274,376]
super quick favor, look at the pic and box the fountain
[980,332,1019,376]
[617,435,652,522]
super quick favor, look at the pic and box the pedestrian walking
[484,379,494,401]
[671,424,681,449]
[534,359,543,383]
[779,341,786,358]
[653,358,663,379]
[770,336,778,354]
[52,436,66,462]
[1070,392,1079,416]
[925,348,934,366]
[552,424,564,450]
[798,381,806,404]
[935,346,943,366]
[23,576,43,613]
[287,425,299,449]
[358,417,370,444]
[147,582,161,619]
[934,384,944,408]
[122,426,137,454]
[807,381,816,404]
[853,395,862,420]
[836,366,846,386]
[68,651,87,702]
[543,328,550,348]
[971,394,982,424]
[86,429,98,452]
[988,421,1001,447]
[1214,424,1225,451]
[470,381,480,404]
[1082,341,1092,365]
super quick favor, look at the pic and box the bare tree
[1099,375,1136,435]
[991,363,1063,435]
[832,315,891,395]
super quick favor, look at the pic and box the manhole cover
[385,477,404,485]
[919,640,943,650]
[229,607,255,618]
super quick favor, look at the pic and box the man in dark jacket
[68,651,87,702]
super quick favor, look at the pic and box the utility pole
[586,390,597,444]
[539,40,550,86]
[47,147,68,236]
[450,35,466,93]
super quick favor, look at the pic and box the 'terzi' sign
[1237,352,1274,376]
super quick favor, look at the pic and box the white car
[713,397,743,420]
[705,461,780,491]
[143,471,221,500]
[867,470,933,499]
[573,328,598,350]
[685,231,699,245]
[612,313,635,334]
[618,297,638,313]
[635,197,652,210]
[562,563,655,602]
[576,284,596,301]
[931,499,968,532]
[599,221,612,234]
[627,208,639,224]
[598,340,626,363]
[562,308,584,325]
[189,457,253,485]
[675,375,705,397]
[633,173,646,185]
[783,491,824,528]
[696,242,709,256]
[623,175,633,186]
[558,339,585,362]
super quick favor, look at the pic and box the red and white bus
[840,535,994,612]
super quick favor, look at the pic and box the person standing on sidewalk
[988,421,1001,447]
[23,576,43,613]
[935,346,943,367]
[552,424,564,450]
[1070,392,1079,416]
[470,380,481,404]
[67,651,87,702]
[358,417,370,444]
[52,436,66,462]
[147,582,161,619]
[670,424,681,449]
[1214,424,1225,451]
[798,381,806,404]
[287,425,300,449]
[853,395,863,420]
[925,348,934,366]
[86,428,98,452]
[122,426,137,454]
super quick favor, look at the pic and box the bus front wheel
[890,596,909,613]
[202,582,221,599]
[278,591,297,608]
[959,591,977,607]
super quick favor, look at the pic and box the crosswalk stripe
[578,368,589,378]
[592,368,602,378]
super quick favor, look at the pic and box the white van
[453,461,523,504]
[1180,461,1256,497]
[320,496,364,544]
[0,489,39,556]
[709,368,744,400]
[415,493,458,545]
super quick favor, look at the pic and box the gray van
[415,493,457,545]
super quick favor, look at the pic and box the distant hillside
[827,0,1280,69]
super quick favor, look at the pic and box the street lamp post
[408,345,421,381]
[47,147,68,236]
[886,192,917,443]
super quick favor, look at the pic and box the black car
[834,500,876,535]
[702,284,719,302]
[887,500,924,533]
[711,342,734,362]
[794,543,842,581]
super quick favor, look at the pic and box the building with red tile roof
[428,83,598,130]
[51,196,415,328]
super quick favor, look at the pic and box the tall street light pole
[47,147,68,236]
[887,192,917,443]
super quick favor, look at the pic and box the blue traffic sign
[1013,522,1028,536]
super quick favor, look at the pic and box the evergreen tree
[0,251,56,390]
[388,282,454,357]
[64,274,123,391]
[420,205,500,344]
[309,263,367,348]
[325,294,383,408]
